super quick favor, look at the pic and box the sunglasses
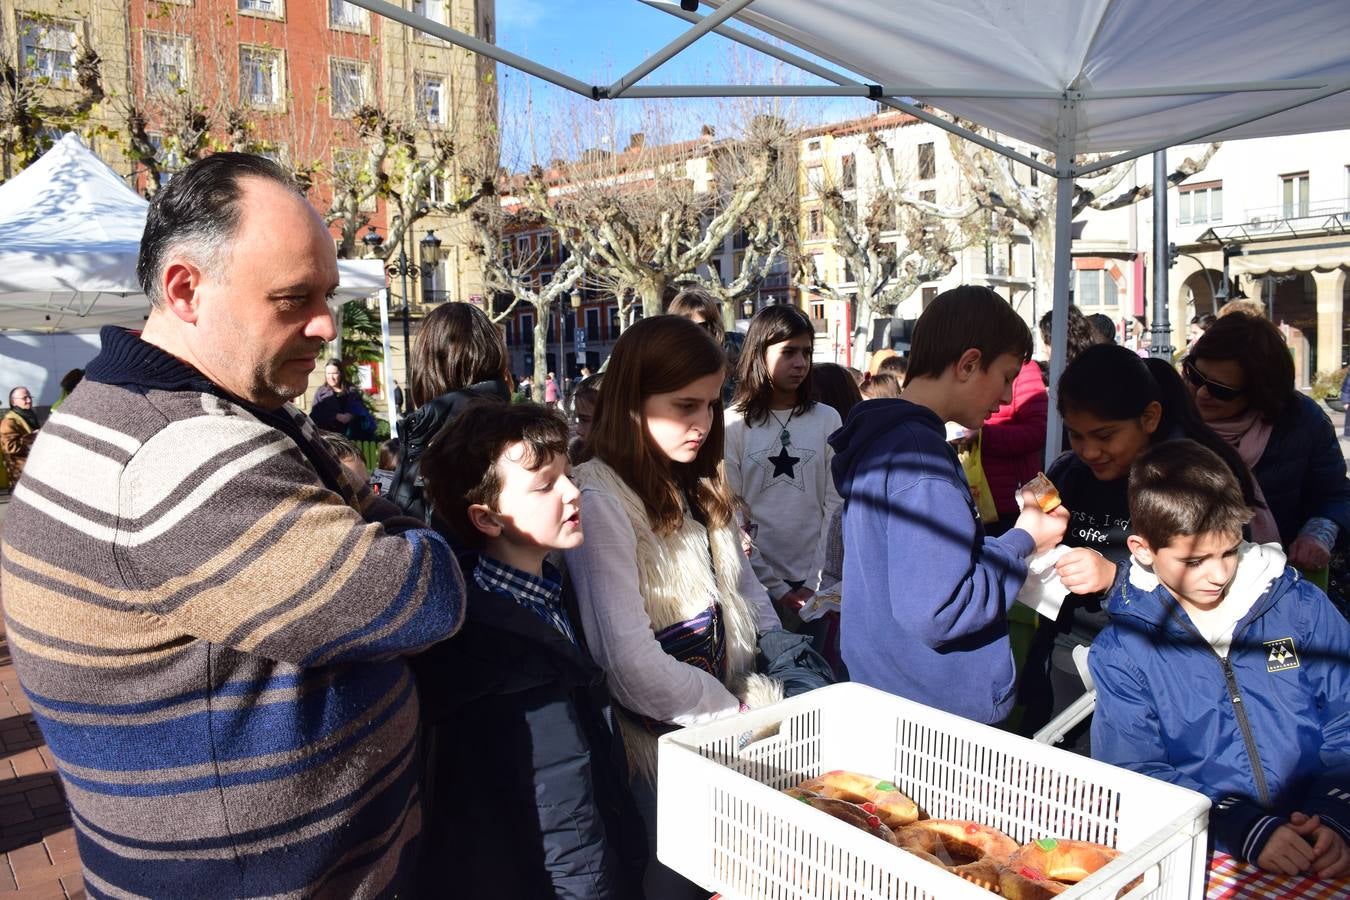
[1183,359,1244,402]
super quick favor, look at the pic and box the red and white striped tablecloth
[1208,851,1350,899]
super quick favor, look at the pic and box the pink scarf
[1205,410,1281,544]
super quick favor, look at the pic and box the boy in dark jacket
[1091,440,1350,879]
[830,286,1067,724]
[414,402,645,898]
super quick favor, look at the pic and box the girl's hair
[1188,312,1293,423]
[1038,305,1102,365]
[377,438,400,471]
[812,362,862,422]
[585,315,737,535]
[410,301,510,408]
[324,358,349,389]
[668,287,726,344]
[860,371,902,399]
[732,304,816,425]
[568,372,603,411]
[1057,344,1258,507]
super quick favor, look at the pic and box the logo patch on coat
[1264,638,1299,673]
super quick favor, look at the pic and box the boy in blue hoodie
[830,286,1067,723]
[1091,439,1350,880]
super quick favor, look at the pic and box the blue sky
[491,0,874,166]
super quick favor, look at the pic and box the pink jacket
[981,360,1048,517]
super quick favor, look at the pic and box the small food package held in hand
[1013,474,1069,619]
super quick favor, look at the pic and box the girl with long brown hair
[565,315,782,898]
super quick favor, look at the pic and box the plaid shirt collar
[473,555,578,647]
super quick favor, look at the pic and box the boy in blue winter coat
[830,286,1067,724]
[412,402,645,898]
[1091,439,1350,880]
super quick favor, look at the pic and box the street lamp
[361,223,445,388]
[419,230,444,304]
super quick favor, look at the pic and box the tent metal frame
[346,0,1350,455]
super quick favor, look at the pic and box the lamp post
[419,230,444,304]
[361,223,445,391]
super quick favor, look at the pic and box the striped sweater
[0,328,466,899]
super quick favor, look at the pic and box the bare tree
[519,109,795,325]
[0,11,105,181]
[468,204,589,401]
[901,118,1221,302]
[798,133,997,359]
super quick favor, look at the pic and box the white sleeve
[723,410,745,497]
[565,486,742,726]
[808,407,845,592]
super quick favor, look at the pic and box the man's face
[1130,530,1242,614]
[178,178,339,409]
[487,447,583,552]
[9,388,32,409]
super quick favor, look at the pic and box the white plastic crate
[658,683,1210,899]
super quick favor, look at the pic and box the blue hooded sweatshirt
[829,398,1035,723]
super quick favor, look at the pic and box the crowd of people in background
[1,150,1347,898]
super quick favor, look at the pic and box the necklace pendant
[780,427,791,447]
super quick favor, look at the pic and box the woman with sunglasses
[1186,312,1350,574]
[1018,344,1258,748]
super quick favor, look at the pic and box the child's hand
[1014,487,1069,555]
[1054,548,1117,595]
[1291,812,1350,880]
[1255,822,1315,876]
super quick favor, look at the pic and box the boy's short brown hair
[905,285,1032,385]
[421,402,570,549]
[1128,439,1252,548]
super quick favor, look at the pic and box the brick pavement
[0,625,82,897]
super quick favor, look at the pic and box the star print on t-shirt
[750,444,816,489]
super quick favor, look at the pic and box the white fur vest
[576,459,782,780]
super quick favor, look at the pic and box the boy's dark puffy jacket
[412,572,646,898]
[1090,545,1350,862]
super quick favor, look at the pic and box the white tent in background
[0,134,387,333]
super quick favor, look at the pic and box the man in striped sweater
[0,154,466,898]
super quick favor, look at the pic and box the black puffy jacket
[412,574,646,898]
[387,379,512,521]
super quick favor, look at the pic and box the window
[584,307,600,342]
[806,139,822,154]
[18,17,78,86]
[1178,181,1222,225]
[843,200,858,224]
[520,313,534,343]
[805,164,823,196]
[917,142,935,180]
[1074,269,1120,311]
[329,59,368,117]
[240,46,284,108]
[922,287,938,308]
[329,0,368,30]
[807,208,823,239]
[332,148,376,211]
[516,235,530,261]
[416,74,446,125]
[810,298,825,321]
[841,154,856,189]
[238,0,282,16]
[539,234,554,264]
[144,33,189,93]
[413,0,447,25]
[428,173,444,204]
[1282,172,1310,218]
[608,306,621,337]
[919,189,936,205]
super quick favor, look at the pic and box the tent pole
[640,0,1056,177]
[378,287,398,438]
[345,0,595,98]
[1149,151,1175,361]
[1044,110,1076,466]
[607,0,756,98]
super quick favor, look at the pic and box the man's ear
[1126,534,1154,566]
[954,348,983,382]
[161,260,203,324]
[467,503,503,538]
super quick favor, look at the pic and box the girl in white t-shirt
[725,305,843,624]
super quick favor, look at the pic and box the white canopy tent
[351,0,1350,451]
[0,134,388,333]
